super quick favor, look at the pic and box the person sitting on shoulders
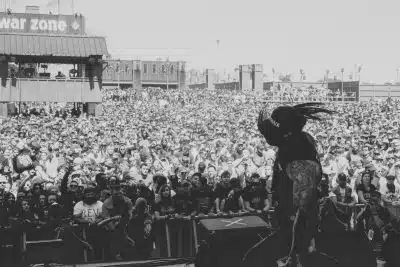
[379,175,400,204]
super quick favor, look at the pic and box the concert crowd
[0,87,399,263]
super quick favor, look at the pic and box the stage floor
[31,258,195,267]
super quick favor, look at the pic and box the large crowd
[262,83,357,102]
[0,87,399,262]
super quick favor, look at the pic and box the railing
[0,77,103,102]
[262,95,358,103]
[2,77,100,82]
[2,203,399,266]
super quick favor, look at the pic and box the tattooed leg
[287,160,320,264]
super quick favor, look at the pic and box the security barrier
[154,211,274,258]
[387,203,400,218]
[1,203,400,266]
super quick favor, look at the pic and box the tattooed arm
[285,160,321,212]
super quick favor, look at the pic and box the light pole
[165,57,171,90]
[397,68,400,83]
[131,60,135,90]
[216,40,220,82]
[300,69,305,81]
[357,64,363,83]
[341,68,344,102]
[116,60,121,89]
[272,68,275,83]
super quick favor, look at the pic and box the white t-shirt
[73,201,103,223]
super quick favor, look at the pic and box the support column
[134,60,142,89]
[239,65,251,90]
[253,64,263,91]
[178,61,186,90]
[0,59,8,78]
[87,103,103,116]
[0,103,8,117]
[206,69,216,90]
[78,64,86,78]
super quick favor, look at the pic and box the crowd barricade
[11,203,400,265]
[349,203,400,219]
[0,226,21,265]
[154,210,275,259]
[387,203,400,219]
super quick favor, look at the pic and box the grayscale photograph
[0,0,399,266]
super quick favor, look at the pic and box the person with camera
[101,181,134,261]
[128,198,153,260]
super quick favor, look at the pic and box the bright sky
[5,0,400,82]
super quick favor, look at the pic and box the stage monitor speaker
[194,215,370,267]
[195,216,271,267]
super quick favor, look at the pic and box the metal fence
[1,203,399,266]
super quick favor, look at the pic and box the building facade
[102,59,187,89]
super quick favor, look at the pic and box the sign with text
[0,12,85,35]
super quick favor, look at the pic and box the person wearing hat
[72,186,104,259]
[256,102,334,266]
[354,160,380,191]
[379,174,400,204]
[73,187,103,224]
[243,173,270,213]
[327,173,357,230]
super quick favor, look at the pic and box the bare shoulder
[285,160,321,183]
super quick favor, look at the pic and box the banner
[0,12,85,35]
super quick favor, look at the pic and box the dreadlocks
[256,103,334,266]
[258,103,334,146]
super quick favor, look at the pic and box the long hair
[292,102,334,120]
[281,102,335,133]
[258,102,334,146]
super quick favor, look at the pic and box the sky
[4,0,400,82]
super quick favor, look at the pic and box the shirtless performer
[257,103,334,267]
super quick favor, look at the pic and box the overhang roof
[0,33,108,57]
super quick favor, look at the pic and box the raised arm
[60,167,72,194]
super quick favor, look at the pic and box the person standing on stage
[257,103,333,266]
